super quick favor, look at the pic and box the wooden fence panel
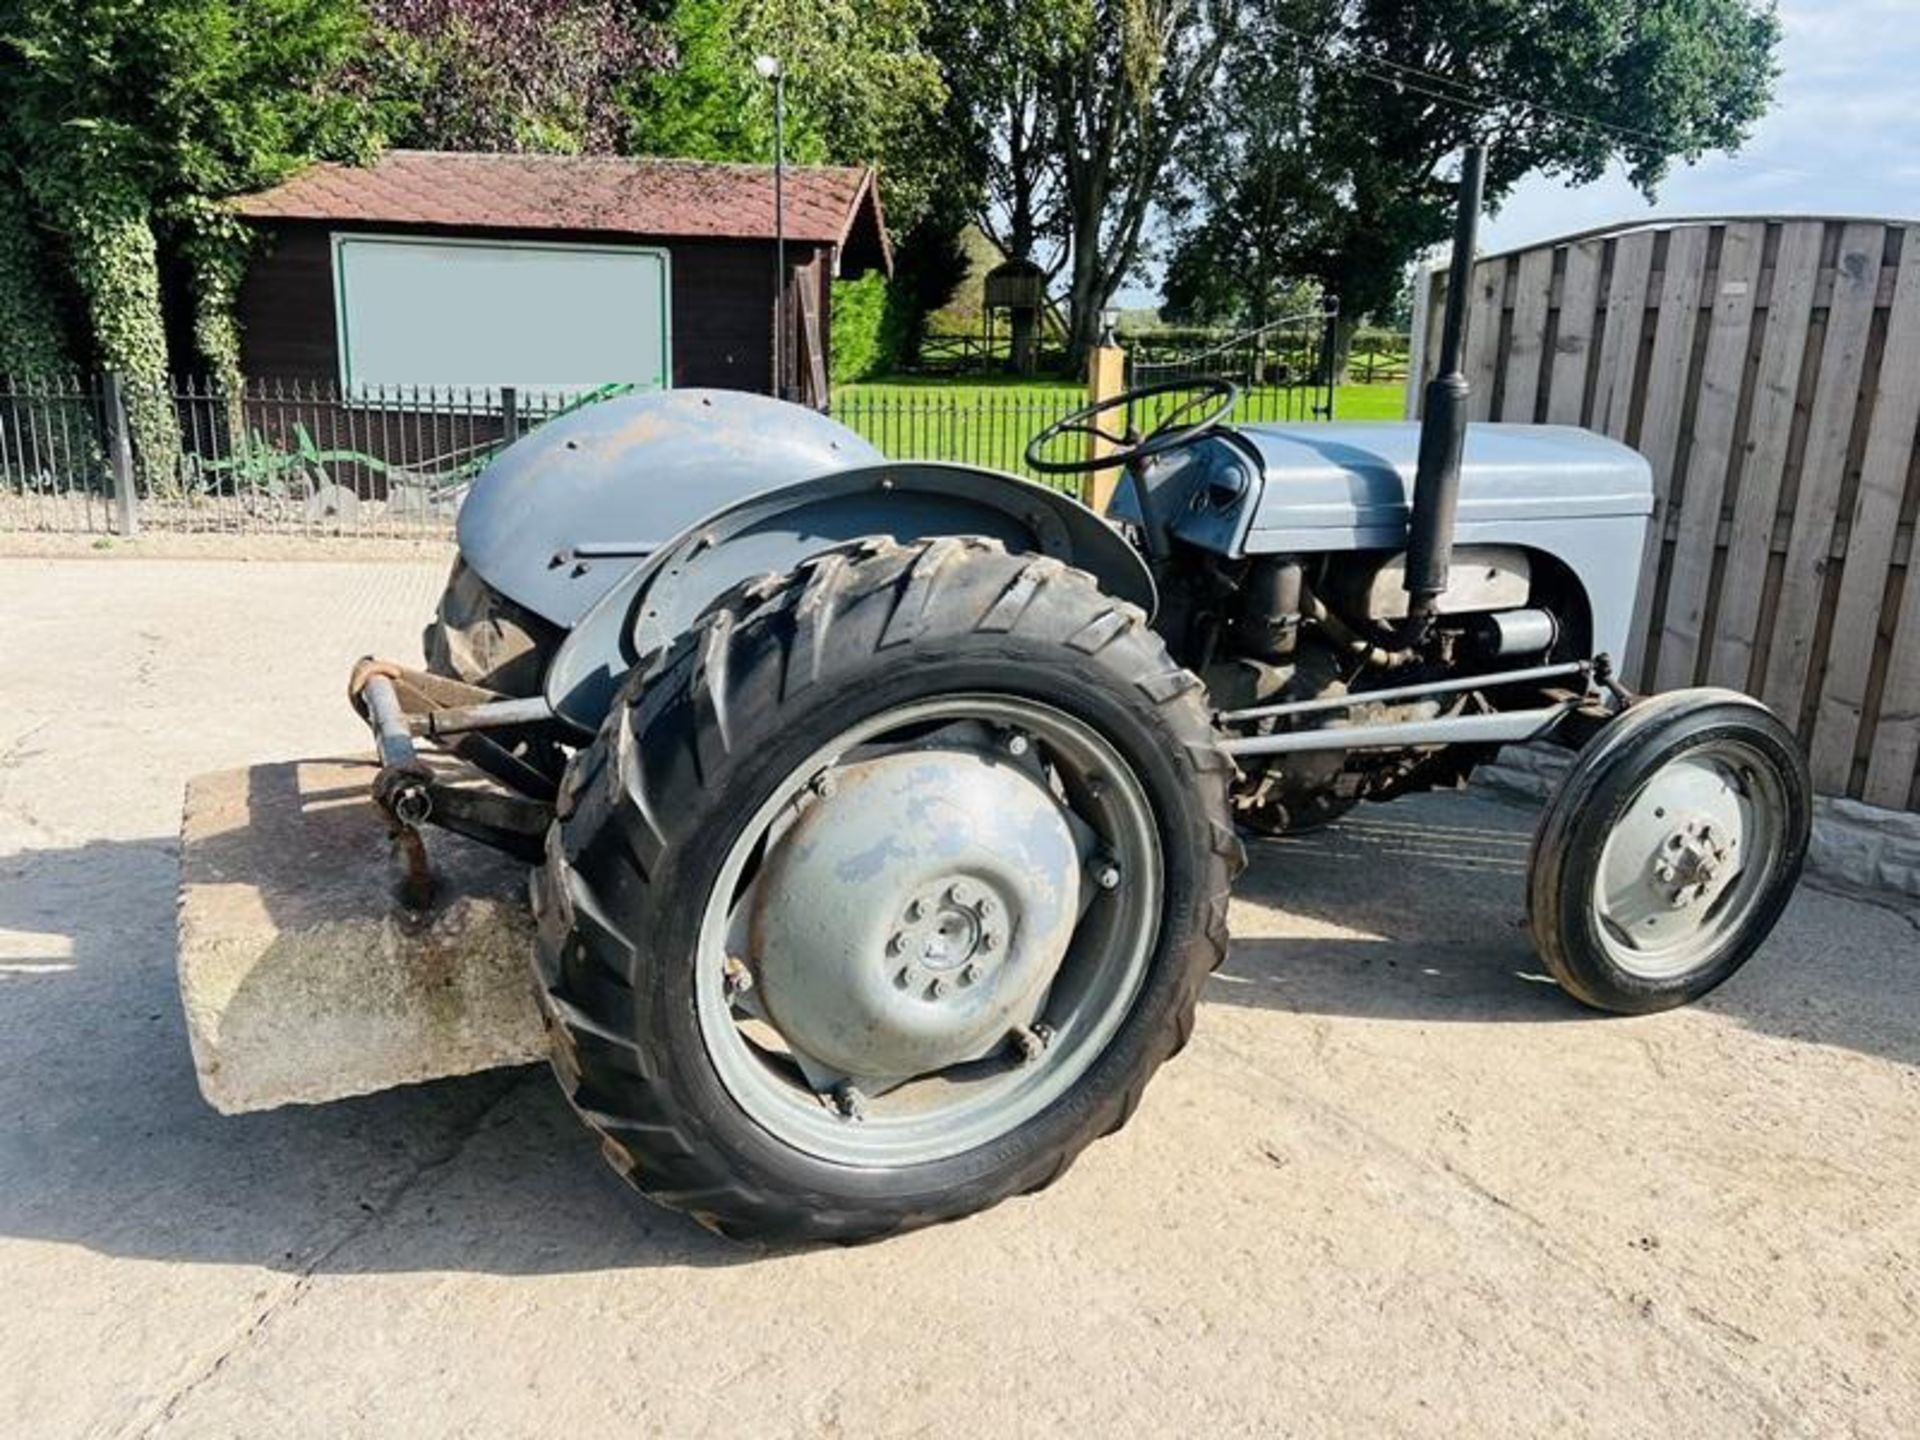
[1760,221,1884,726]
[1814,227,1920,792]
[1592,232,1655,440]
[1463,257,1507,421]
[1654,220,1764,692]
[1414,215,1920,814]
[1545,240,1603,426]
[1622,225,1712,682]
[1707,220,1826,692]
[1868,538,1920,810]
[1501,247,1555,422]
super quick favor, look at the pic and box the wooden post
[1084,341,1127,512]
[103,371,138,538]
[1404,264,1433,419]
[499,385,520,443]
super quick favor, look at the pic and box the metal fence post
[500,385,521,443]
[1084,341,1128,513]
[102,371,139,537]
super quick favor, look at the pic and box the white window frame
[329,231,674,404]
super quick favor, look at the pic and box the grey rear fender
[543,462,1156,734]
[458,389,885,630]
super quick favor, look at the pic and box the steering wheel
[1024,377,1240,476]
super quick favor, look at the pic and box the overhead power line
[1269,20,1687,153]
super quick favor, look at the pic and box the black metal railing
[824,390,1086,491]
[0,375,625,538]
[1126,307,1340,425]
[1,357,1357,538]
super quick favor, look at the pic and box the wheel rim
[1591,736,1787,981]
[694,693,1163,1167]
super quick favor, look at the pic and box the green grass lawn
[837,375,1407,420]
[829,376,1408,485]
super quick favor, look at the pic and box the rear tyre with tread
[532,536,1242,1243]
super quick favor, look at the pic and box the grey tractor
[350,151,1809,1242]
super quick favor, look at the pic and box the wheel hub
[1596,747,1763,972]
[747,746,1083,1081]
[887,879,1010,995]
[1653,818,1731,908]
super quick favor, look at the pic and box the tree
[630,0,957,375]
[0,170,69,376]
[0,0,379,473]
[1157,42,1319,331]
[368,1,673,156]
[1170,0,1781,369]
[631,0,949,234]
[1054,0,1238,363]
[930,0,1079,273]
[934,0,1238,365]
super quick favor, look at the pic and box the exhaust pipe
[1403,143,1488,633]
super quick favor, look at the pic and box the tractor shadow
[1208,791,1920,1068]
[0,790,1912,1278]
[0,826,745,1278]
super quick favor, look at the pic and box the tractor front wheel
[1527,688,1811,1014]
[532,537,1241,1243]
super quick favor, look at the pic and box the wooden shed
[230,150,892,408]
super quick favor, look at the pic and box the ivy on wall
[0,170,72,377]
[0,0,380,480]
[174,199,255,398]
[42,164,184,483]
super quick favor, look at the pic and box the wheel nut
[832,1083,866,1121]
[948,880,973,905]
[723,960,754,998]
[906,899,925,922]
[930,976,950,999]
[1005,731,1031,758]
[813,772,838,799]
[1011,1024,1051,1063]
[979,931,998,952]
[1095,862,1121,891]
[961,961,981,984]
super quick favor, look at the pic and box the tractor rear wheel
[1527,689,1810,1014]
[422,556,561,697]
[532,536,1241,1243]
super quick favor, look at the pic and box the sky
[1480,0,1920,254]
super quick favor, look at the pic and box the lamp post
[754,54,786,400]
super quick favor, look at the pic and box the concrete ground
[1,553,1916,1439]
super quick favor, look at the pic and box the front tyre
[1527,689,1811,1014]
[532,537,1242,1243]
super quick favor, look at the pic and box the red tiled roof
[233,150,887,257]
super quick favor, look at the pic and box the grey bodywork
[459,389,885,628]
[457,391,1653,732]
[1116,422,1652,659]
[541,459,1156,731]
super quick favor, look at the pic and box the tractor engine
[1197,545,1564,834]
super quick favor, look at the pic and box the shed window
[332,234,670,399]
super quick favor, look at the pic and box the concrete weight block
[177,759,546,1114]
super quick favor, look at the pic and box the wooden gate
[1411,218,1920,813]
